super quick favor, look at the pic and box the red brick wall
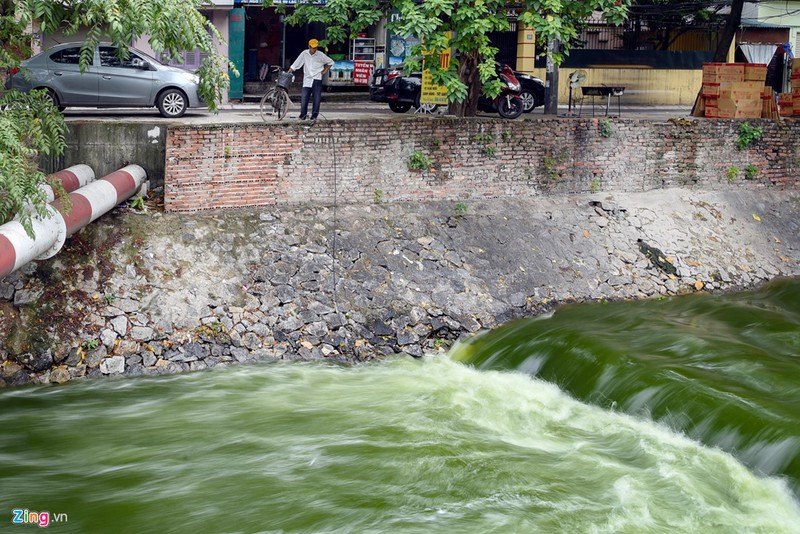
[164,117,800,211]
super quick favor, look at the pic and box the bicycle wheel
[260,88,276,122]
[274,89,290,121]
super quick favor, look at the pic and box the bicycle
[260,67,294,122]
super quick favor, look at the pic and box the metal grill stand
[579,86,625,117]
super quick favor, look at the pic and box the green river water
[2,279,800,533]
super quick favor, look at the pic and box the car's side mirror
[131,58,148,70]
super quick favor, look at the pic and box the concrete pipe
[0,165,147,279]
[0,204,67,279]
[53,165,147,237]
[39,164,96,202]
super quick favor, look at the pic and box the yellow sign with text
[420,33,451,106]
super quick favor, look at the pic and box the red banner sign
[353,61,372,85]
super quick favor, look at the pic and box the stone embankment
[1,188,799,386]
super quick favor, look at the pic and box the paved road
[62,99,694,125]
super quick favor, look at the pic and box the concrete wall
[531,67,703,106]
[41,123,166,186]
[163,117,799,212]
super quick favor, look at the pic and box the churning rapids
[2,279,800,533]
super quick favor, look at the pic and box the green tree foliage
[0,89,66,236]
[277,0,630,116]
[0,0,234,235]
[283,0,384,45]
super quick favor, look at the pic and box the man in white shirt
[289,39,334,124]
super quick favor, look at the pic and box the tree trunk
[544,39,560,115]
[713,0,744,62]
[449,50,481,117]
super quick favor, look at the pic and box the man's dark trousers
[300,79,323,119]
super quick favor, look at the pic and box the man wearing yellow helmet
[288,38,334,124]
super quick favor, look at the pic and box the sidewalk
[239,90,371,104]
[60,99,693,124]
[231,90,692,119]
[219,97,692,120]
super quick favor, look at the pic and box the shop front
[234,1,382,93]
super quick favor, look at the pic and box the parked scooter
[477,63,524,119]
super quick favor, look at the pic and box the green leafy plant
[736,122,763,150]
[542,155,559,181]
[502,130,512,141]
[726,165,739,182]
[373,188,383,203]
[454,202,468,217]
[104,294,116,305]
[407,151,432,171]
[129,196,146,211]
[0,89,68,236]
[473,131,496,155]
[590,178,601,193]
[223,145,232,158]
[473,132,493,144]
[744,164,758,180]
[430,138,442,149]
[599,118,613,138]
[194,320,228,341]
[82,339,99,351]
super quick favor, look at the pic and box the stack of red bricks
[777,59,800,116]
[701,63,768,118]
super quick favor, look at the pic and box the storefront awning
[739,43,781,64]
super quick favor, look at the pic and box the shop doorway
[243,7,282,81]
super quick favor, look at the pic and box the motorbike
[477,63,524,119]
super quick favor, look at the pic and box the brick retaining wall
[164,117,800,212]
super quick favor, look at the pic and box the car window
[99,47,145,69]
[49,47,81,65]
[130,47,162,66]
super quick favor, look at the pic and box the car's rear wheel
[388,102,411,113]
[157,88,188,118]
[519,90,536,113]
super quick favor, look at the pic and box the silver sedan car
[5,42,205,118]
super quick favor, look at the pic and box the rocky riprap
[1,188,798,386]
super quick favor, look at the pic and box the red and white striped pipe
[52,165,146,238]
[40,164,96,201]
[0,165,146,279]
